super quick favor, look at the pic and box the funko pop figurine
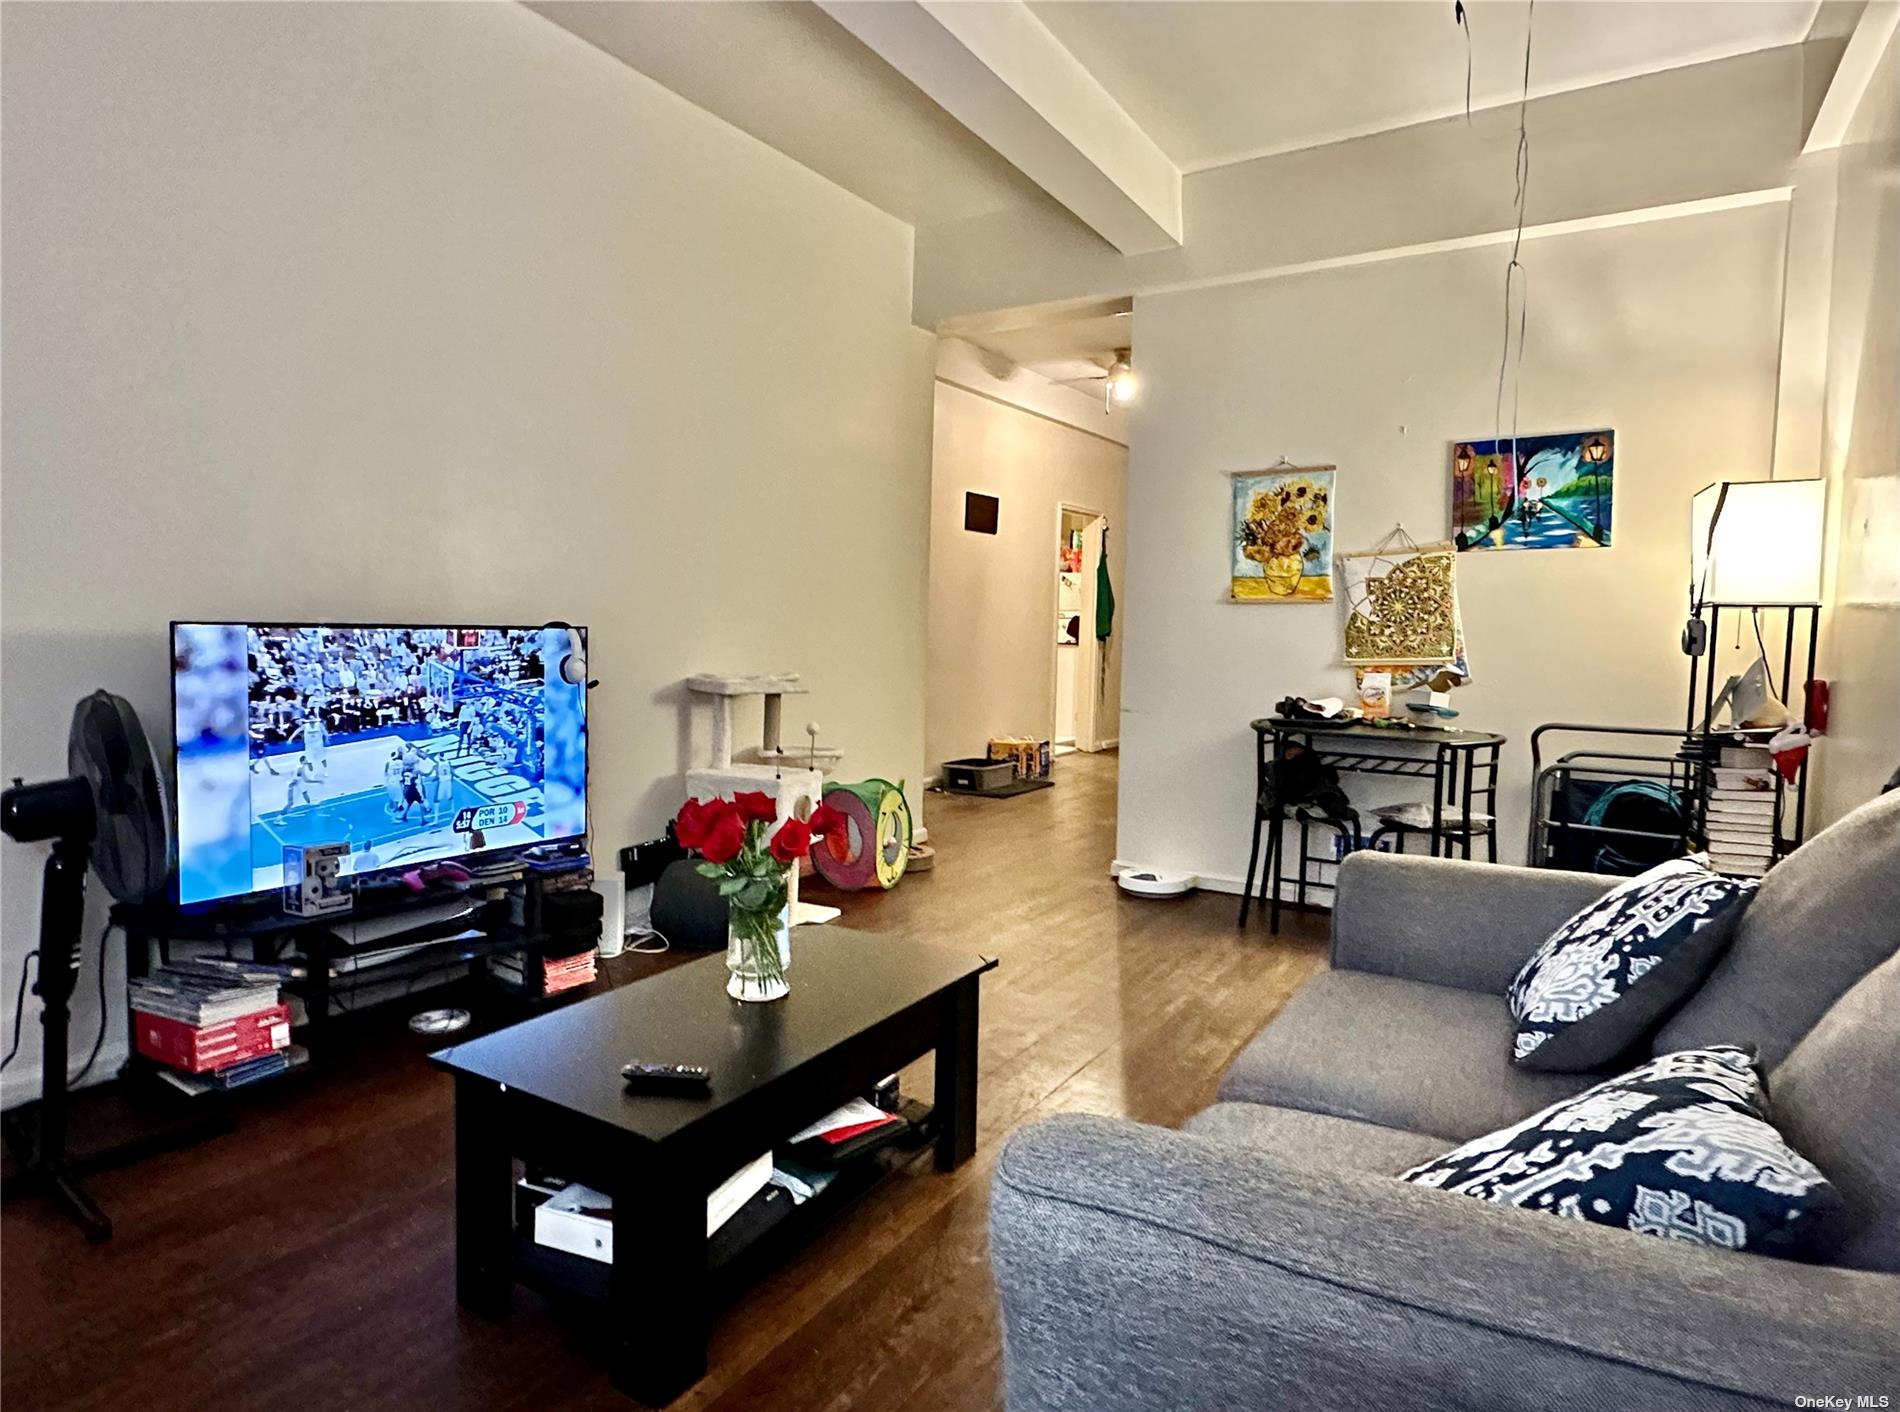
[283,841,353,916]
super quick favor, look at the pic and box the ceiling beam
[912,45,1809,327]
[815,0,1182,255]
[1804,0,1899,153]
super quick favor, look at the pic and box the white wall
[926,381,1126,769]
[1811,26,1900,825]
[1115,202,1788,885]
[0,2,935,1104]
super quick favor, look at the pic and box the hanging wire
[1493,0,1535,484]
[1455,1,1473,123]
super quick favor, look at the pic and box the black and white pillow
[1401,1047,1838,1257]
[1508,857,1755,1071]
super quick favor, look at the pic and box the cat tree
[684,673,840,925]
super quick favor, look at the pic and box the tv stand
[116,866,596,1065]
[327,896,481,950]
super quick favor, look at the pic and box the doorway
[1053,503,1108,754]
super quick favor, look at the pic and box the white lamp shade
[1690,479,1825,606]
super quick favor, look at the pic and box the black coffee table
[429,927,993,1406]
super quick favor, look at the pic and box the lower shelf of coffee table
[510,1141,924,1308]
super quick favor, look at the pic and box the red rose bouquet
[674,791,841,1000]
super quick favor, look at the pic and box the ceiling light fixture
[1105,348,1137,412]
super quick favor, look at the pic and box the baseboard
[0,1045,127,1113]
[1095,738,1119,750]
[1,1061,43,1112]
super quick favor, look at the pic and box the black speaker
[538,888,603,959]
[542,889,604,928]
[649,858,728,951]
[620,830,686,888]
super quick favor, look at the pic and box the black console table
[1242,717,1506,932]
[431,928,993,1406]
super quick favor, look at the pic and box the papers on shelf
[788,1098,891,1146]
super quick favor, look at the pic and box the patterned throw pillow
[1401,1047,1839,1258]
[1508,857,1756,1071]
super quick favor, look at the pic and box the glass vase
[726,904,791,1003]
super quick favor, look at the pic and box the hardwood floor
[1,752,1326,1411]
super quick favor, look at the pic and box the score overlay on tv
[172,624,587,906]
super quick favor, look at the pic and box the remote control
[621,1061,712,1095]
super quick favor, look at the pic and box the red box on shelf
[133,1002,291,1074]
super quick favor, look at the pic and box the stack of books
[130,958,292,1078]
[203,1049,292,1090]
[768,1157,838,1206]
[540,948,597,996]
[1706,746,1778,877]
[785,1097,908,1168]
[155,1045,308,1097]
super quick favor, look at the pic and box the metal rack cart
[1528,722,1702,874]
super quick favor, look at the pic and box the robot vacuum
[1115,868,1197,898]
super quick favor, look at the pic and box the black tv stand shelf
[115,867,597,1066]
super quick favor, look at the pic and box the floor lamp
[1684,478,1826,856]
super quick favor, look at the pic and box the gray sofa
[991,791,1900,1410]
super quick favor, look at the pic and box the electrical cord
[1455,1,1473,122]
[1691,483,1731,616]
[1749,607,1790,705]
[625,926,670,956]
[70,919,116,1084]
[1,951,42,1071]
[1492,0,1535,477]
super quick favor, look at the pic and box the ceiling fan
[1054,348,1138,413]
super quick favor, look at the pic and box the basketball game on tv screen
[172,623,587,906]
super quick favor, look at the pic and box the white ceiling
[528,0,1059,228]
[1028,0,1823,170]
[531,0,1830,370]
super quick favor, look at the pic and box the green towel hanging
[1095,525,1114,697]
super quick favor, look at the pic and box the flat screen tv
[171,622,588,907]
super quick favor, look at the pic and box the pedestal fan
[1,691,172,1241]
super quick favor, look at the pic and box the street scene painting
[1451,430,1614,552]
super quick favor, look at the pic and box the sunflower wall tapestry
[1230,466,1335,603]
